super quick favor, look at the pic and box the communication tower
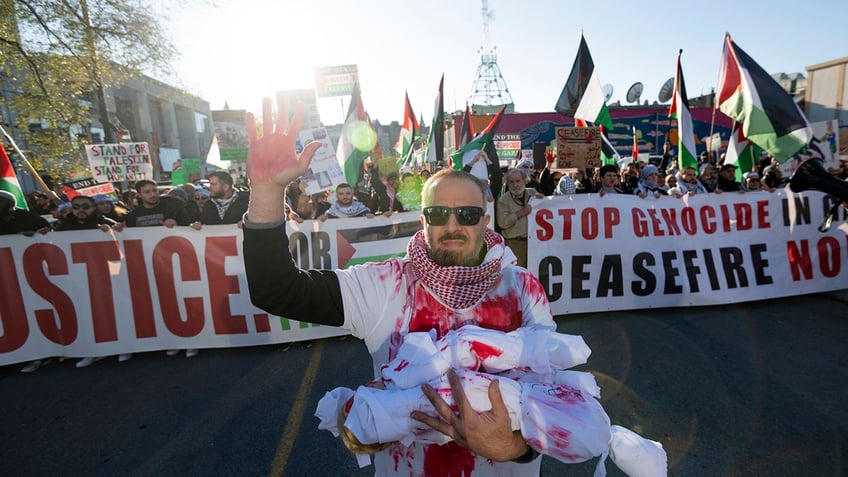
[467,0,514,114]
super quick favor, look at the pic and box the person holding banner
[667,167,708,198]
[0,190,50,236]
[191,171,249,228]
[496,168,544,269]
[590,164,624,196]
[317,183,375,221]
[242,97,554,476]
[114,179,191,229]
[633,164,666,199]
[53,195,117,232]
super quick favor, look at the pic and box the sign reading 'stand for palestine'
[86,142,153,182]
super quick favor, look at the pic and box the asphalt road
[2,291,846,477]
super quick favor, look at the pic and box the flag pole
[708,86,718,164]
[0,123,60,204]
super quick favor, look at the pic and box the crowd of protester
[5,145,845,373]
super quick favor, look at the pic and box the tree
[0,0,176,180]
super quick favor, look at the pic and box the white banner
[3,194,844,366]
[0,213,428,366]
[529,190,848,314]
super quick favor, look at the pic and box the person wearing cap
[93,194,127,222]
[717,163,744,192]
[633,164,665,198]
[743,171,767,192]
[0,190,50,236]
[193,187,210,211]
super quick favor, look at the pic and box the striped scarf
[212,191,238,220]
[406,229,504,310]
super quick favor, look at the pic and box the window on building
[195,112,209,134]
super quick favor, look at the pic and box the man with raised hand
[241,97,554,476]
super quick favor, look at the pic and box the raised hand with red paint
[244,96,322,224]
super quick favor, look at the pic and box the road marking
[268,340,325,477]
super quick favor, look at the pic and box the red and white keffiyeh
[406,229,504,309]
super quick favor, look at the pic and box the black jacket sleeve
[242,223,345,326]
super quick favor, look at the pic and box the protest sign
[297,127,347,195]
[313,64,359,98]
[86,142,153,182]
[555,127,602,170]
[63,177,116,199]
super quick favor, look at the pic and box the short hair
[421,169,487,207]
[134,179,156,192]
[71,195,95,205]
[208,171,234,186]
[336,182,352,192]
[506,167,528,182]
[599,164,619,177]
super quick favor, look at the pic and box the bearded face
[506,171,526,197]
[421,177,489,267]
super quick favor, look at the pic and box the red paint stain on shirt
[393,359,410,372]
[423,441,476,477]
[470,291,523,332]
[409,288,451,334]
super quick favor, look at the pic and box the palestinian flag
[724,124,760,181]
[450,105,506,170]
[366,111,383,160]
[716,33,811,163]
[669,50,698,171]
[554,34,613,130]
[600,128,620,166]
[425,74,444,165]
[336,82,372,184]
[394,92,419,159]
[1,144,29,210]
[458,103,475,148]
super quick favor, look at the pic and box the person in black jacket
[114,179,191,230]
[52,195,116,231]
[190,171,250,228]
[0,190,50,236]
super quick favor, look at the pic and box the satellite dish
[602,84,614,102]
[658,77,675,103]
[626,82,644,104]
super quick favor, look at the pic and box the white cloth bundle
[315,326,667,476]
[519,382,611,464]
[344,369,523,447]
[604,425,667,477]
[380,325,591,388]
[315,386,355,437]
[315,370,613,465]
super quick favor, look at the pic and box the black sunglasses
[422,206,484,226]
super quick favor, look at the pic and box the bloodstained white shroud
[315,325,667,476]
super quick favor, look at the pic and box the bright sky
[160,0,848,126]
